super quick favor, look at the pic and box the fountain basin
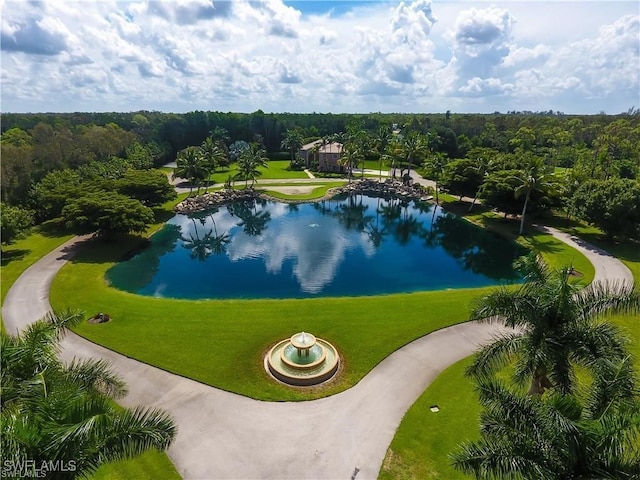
[266,336,339,386]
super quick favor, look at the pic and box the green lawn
[379,358,479,480]
[48,198,594,402]
[206,160,309,185]
[378,214,639,479]
[361,159,390,171]
[6,183,617,479]
[89,450,180,480]
[259,182,346,200]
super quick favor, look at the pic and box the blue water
[107,194,526,299]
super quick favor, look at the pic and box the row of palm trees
[173,136,226,195]
[173,138,269,193]
[451,254,640,478]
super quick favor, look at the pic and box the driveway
[2,226,632,479]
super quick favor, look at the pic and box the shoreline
[174,178,434,214]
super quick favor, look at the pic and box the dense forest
[1,110,639,242]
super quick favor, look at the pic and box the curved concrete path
[2,227,632,479]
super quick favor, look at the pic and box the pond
[107,194,527,299]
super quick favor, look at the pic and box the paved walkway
[2,226,633,478]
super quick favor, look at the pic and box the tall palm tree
[468,155,497,211]
[280,128,304,170]
[235,144,268,188]
[452,356,640,480]
[210,126,231,164]
[513,155,556,235]
[1,310,176,479]
[200,137,225,192]
[423,152,449,204]
[399,130,429,179]
[372,125,392,182]
[173,146,209,196]
[467,254,640,396]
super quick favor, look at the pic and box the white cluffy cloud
[0,0,638,113]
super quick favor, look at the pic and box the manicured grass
[206,161,309,184]
[0,213,182,479]
[259,182,346,200]
[51,245,496,401]
[49,203,594,402]
[259,160,310,179]
[88,450,180,480]
[379,357,479,480]
[361,160,390,171]
[379,221,640,479]
[443,199,595,279]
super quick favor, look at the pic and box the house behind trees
[299,140,343,172]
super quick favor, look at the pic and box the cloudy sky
[1,0,638,114]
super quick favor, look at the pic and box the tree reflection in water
[107,193,526,299]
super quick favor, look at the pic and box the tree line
[1,111,638,244]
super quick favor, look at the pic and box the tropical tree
[372,125,393,181]
[451,356,640,480]
[466,254,640,396]
[0,203,34,246]
[399,130,429,178]
[228,140,250,163]
[114,169,176,207]
[61,192,154,238]
[338,124,369,181]
[280,128,304,170]
[423,152,448,204]
[1,310,176,479]
[210,126,231,163]
[478,170,523,218]
[440,159,481,201]
[235,144,268,188]
[570,178,640,240]
[512,155,557,235]
[200,137,226,192]
[467,151,499,211]
[173,146,209,195]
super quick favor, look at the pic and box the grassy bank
[49,204,592,402]
[379,221,639,479]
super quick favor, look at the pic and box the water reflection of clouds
[176,201,376,293]
[227,212,360,293]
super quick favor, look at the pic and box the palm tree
[467,254,640,396]
[338,126,368,182]
[173,146,209,195]
[452,356,640,480]
[468,155,497,212]
[200,137,225,192]
[423,152,449,204]
[1,310,176,479]
[372,125,392,182]
[210,126,231,164]
[280,128,304,170]
[512,155,556,235]
[235,144,268,188]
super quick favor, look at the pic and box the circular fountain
[266,332,339,386]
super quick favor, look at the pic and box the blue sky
[1,0,638,114]
[283,1,371,15]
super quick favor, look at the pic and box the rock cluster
[331,178,433,202]
[174,180,433,215]
[175,189,259,214]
